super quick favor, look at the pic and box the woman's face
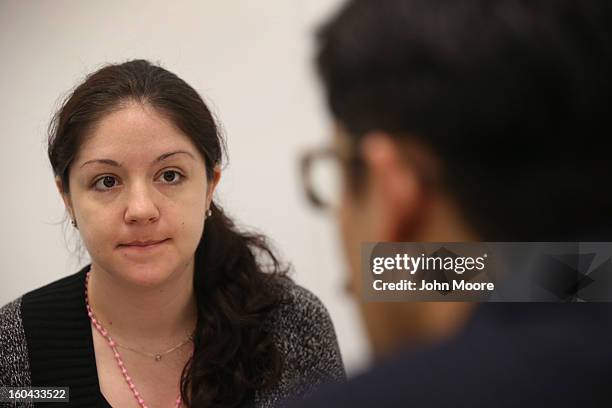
[58,102,219,287]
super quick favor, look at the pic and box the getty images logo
[371,252,488,275]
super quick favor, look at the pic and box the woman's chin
[111,260,186,289]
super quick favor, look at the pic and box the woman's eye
[93,175,118,191]
[91,171,183,191]
[159,170,183,184]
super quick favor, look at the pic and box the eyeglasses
[301,138,441,212]
[300,146,363,211]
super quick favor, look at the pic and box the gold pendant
[155,354,162,362]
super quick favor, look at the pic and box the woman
[0,60,345,407]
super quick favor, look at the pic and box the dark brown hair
[48,59,287,407]
[317,0,612,241]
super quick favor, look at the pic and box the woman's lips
[118,238,170,251]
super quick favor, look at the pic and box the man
[294,0,612,406]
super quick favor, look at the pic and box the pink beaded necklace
[85,271,184,408]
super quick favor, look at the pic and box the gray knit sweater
[0,267,345,407]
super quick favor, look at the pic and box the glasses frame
[300,145,363,211]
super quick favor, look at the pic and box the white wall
[0,0,370,373]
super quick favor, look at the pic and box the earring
[205,209,212,218]
[71,219,78,229]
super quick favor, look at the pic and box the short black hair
[316,0,612,241]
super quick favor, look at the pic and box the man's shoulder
[289,303,612,408]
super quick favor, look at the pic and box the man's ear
[55,177,75,219]
[205,165,221,208]
[359,132,426,241]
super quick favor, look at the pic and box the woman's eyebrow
[79,150,195,168]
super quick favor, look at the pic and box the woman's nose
[124,183,160,224]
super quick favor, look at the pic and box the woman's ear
[205,165,221,208]
[55,176,75,219]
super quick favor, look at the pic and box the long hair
[48,59,287,407]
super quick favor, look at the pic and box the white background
[0,0,370,373]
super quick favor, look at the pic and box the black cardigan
[0,266,345,407]
[22,265,110,406]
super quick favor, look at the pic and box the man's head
[313,0,612,354]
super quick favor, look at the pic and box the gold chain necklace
[116,333,194,362]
